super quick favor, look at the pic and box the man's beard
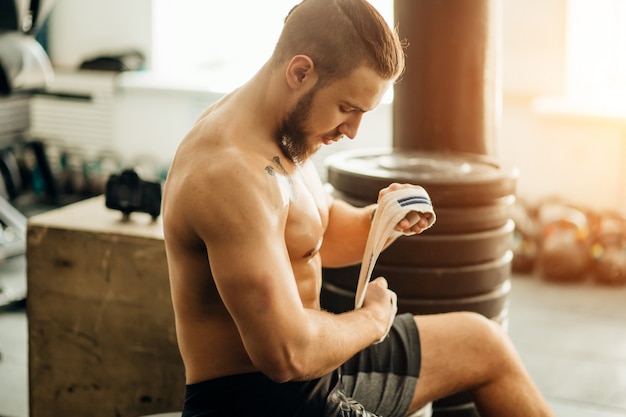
[276,88,317,164]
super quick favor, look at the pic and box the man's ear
[285,55,318,90]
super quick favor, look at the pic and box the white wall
[113,80,223,167]
[499,98,626,212]
[501,0,567,97]
[497,0,626,212]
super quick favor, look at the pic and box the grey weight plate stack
[321,148,517,417]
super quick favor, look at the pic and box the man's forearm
[288,306,388,381]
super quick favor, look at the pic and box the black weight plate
[433,391,473,409]
[320,282,354,314]
[323,250,512,299]
[400,279,510,317]
[379,251,512,298]
[0,2,19,32]
[321,281,510,318]
[328,185,514,235]
[420,196,514,235]
[325,149,518,207]
[432,402,480,417]
[378,220,514,268]
[491,306,509,327]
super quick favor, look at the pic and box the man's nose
[339,113,364,139]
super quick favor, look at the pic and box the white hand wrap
[354,187,436,342]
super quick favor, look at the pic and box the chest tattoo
[265,156,297,204]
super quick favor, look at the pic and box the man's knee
[446,312,512,361]
[461,311,506,335]
[457,312,519,373]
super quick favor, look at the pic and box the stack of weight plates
[320,149,518,417]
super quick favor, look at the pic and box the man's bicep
[320,198,372,267]
[206,224,296,308]
[198,190,305,331]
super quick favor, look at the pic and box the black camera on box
[105,169,162,221]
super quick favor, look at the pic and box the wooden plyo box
[26,196,184,417]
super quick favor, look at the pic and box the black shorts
[182,313,421,417]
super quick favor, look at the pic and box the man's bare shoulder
[170,141,277,204]
[164,118,289,241]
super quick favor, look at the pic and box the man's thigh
[407,311,507,412]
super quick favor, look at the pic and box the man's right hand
[363,277,398,344]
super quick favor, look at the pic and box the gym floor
[1,256,626,417]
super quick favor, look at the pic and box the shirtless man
[162,0,556,416]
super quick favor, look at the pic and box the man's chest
[283,165,329,261]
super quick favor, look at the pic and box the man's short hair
[271,0,406,84]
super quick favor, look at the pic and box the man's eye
[340,106,352,113]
